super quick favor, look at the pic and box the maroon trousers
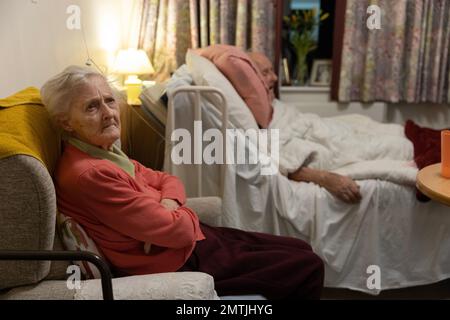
[179,223,324,299]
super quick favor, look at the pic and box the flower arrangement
[284,9,329,85]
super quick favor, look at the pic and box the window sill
[280,86,331,93]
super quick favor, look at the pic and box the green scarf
[68,138,135,178]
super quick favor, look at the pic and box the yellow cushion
[0,87,61,174]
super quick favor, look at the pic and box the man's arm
[288,167,362,204]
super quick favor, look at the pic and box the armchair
[0,87,222,300]
[0,154,222,300]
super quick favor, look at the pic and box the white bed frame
[167,86,228,197]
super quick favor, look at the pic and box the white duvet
[270,99,417,185]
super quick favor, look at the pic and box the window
[280,0,335,86]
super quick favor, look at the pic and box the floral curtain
[138,0,276,81]
[338,0,450,103]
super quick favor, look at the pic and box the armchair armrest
[0,252,219,300]
[0,250,113,300]
[76,272,218,300]
[186,197,222,226]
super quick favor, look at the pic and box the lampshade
[112,49,155,75]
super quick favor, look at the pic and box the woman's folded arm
[76,165,200,249]
[132,160,186,205]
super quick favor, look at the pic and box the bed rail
[167,86,228,197]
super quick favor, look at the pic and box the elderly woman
[40,66,324,299]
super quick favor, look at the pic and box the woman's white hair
[40,65,119,128]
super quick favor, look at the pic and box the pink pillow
[197,45,273,128]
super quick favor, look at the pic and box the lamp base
[126,84,142,105]
[125,75,142,105]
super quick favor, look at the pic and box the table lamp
[113,49,155,105]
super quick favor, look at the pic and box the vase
[293,52,308,86]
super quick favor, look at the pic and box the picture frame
[310,59,332,86]
[281,58,291,85]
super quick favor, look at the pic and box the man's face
[248,52,278,100]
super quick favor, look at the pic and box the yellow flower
[320,13,330,21]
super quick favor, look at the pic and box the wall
[2,0,448,129]
[0,0,141,98]
[280,87,450,129]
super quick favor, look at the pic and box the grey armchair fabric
[186,197,222,226]
[0,154,223,300]
[0,155,57,290]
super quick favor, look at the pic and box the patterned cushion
[56,212,102,279]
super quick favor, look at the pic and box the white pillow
[186,50,259,131]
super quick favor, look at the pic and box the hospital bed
[148,52,450,295]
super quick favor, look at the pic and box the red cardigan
[55,144,205,276]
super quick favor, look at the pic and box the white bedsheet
[165,67,450,294]
[277,178,450,294]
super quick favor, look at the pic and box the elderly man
[248,52,362,204]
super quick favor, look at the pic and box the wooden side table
[129,105,165,170]
[125,104,165,170]
[416,163,450,206]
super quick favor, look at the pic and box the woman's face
[62,75,121,150]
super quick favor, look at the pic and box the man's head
[248,52,278,100]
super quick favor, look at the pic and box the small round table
[416,163,450,206]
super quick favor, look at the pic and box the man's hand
[288,167,362,204]
[160,198,180,211]
[321,172,362,204]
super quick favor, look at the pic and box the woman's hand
[160,198,180,211]
[321,172,362,204]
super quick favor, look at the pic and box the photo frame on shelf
[281,58,291,85]
[310,59,332,86]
